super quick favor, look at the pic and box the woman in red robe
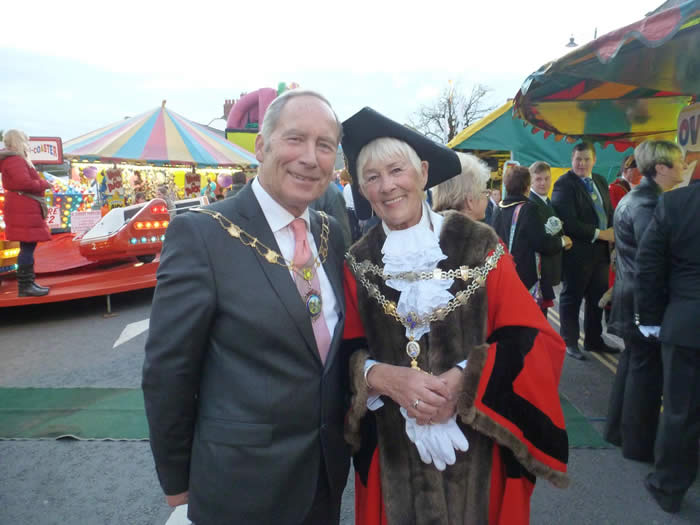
[340,108,569,524]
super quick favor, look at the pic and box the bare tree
[410,82,496,143]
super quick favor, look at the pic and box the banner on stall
[678,103,700,183]
[46,206,62,229]
[70,211,102,235]
[104,168,125,195]
[28,137,63,165]
[185,171,201,198]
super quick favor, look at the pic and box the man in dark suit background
[528,161,572,315]
[552,142,618,360]
[484,184,500,225]
[636,169,698,514]
[142,90,350,525]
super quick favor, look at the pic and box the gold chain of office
[190,208,329,279]
[346,243,504,328]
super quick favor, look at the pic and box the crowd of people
[3,87,696,523]
[140,91,696,523]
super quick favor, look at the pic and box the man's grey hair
[432,152,490,212]
[634,140,683,179]
[259,89,343,147]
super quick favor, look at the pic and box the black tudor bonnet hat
[341,107,462,220]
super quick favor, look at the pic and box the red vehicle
[79,199,171,263]
[0,197,205,308]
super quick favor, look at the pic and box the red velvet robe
[343,248,567,525]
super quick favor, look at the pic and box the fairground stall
[0,103,257,309]
[446,100,634,190]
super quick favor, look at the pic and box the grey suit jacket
[142,183,350,525]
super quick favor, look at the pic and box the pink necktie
[289,218,331,364]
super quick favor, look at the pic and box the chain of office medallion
[347,243,504,328]
[346,247,502,283]
[190,208,329,272]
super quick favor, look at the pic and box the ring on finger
[412,399,421,409]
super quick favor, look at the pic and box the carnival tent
[513,0,699,146]
[64,102,258,168]
[447,101,633,180]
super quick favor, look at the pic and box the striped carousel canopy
[64,102,258,168]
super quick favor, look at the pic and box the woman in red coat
[0,129,51,296]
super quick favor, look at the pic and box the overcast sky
[1,0,662,141]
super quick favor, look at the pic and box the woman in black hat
[341,108,569,524]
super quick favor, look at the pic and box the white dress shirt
[342,183,355,210]
[532,191,549,205]
[366,203,465,410]
[251,177,339,338]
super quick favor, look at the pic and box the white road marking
[113,318,150,348]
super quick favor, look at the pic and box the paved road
[0,289,698,524]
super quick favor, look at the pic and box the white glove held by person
[401,408,469,471]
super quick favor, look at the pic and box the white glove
[402,408,437,465]
[425,424,452,470]
[400,408,469,471]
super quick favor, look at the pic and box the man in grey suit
[142,90,350,524]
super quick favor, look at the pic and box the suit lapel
[310,211,346,372]
[234,185,320,363]
[529,191,548,216]
[567,171,598,217]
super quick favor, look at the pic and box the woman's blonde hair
[432,153,490,212]
[3,129,34,168]
[356,137,423,191]
[634,140,683,179]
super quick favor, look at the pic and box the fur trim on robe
[344,211,568,525]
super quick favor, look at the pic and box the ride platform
[0,234,159,308]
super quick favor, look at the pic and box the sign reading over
[678,103,700,184]
[28,137,63,165]
[185,171,201,198]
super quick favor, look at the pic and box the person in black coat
[552,142,617,360]
[603,140,685,461]
[528,161,572,314]
[484,185,501,225]
[491,166,567,305]
[635,163,698,514]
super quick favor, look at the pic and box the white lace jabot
[381,203,453,340]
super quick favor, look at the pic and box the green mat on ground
[0,388,148,440]
[561,395,611,449]
[0,388,610,447]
